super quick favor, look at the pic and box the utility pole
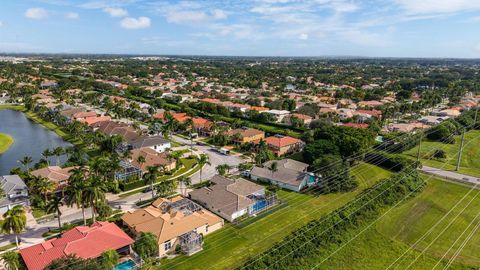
[456,127,466,172]
[416,132,423,162]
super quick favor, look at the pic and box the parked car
[143,186,153,193]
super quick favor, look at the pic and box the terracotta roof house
[30,166,75,190]
[343,123,369,129]
[129,147,176,172]
[191,117,213,136]
[154,112,190,123]
[122,196,223,257]
[79,115,112,126]
[285,113,313,126]
[60,107,86,119]
[0,175,29,214]
[226,128,265,144]
[72,111,97,121]
[250,159,317,192]
[92,121,140,143]
[249,106,269,112]
[264,135,305,156]
[20,222,134,270]
[189,175,270,222]
[358,100,384,108]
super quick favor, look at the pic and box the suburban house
[263,109,291,122]
[192,117,214,136]
[122,196,223,257]
[115,147,176,181]
[0,175,29,214]
[250,159,317,192]
[129,136,171,153]
[284,113,313,126]
[189,175,274,222]
[226,127,265,144]
[20,222,135,270]
[30,166,75,191]
[264,135,305,156]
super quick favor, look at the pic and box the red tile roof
[265,135,302,148]
[20,222,134,270]
[343,123,369,129]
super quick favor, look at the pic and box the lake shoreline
[0,132,14,154]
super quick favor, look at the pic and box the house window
[164,240,172,251]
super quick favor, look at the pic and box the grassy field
[403,130,480,177]
[159,163,391,270]
[0,132,14,154]
[318,176,480,270]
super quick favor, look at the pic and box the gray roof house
[0,175,30,214]
[250,159,317,192]
[129,136,171,153]
[189,175,267,222]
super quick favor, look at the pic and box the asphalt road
[420,165,480,185]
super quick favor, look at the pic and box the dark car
[143,186,153,193]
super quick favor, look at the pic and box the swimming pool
[114,259,137,270]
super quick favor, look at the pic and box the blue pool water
[252,200,267,212]
[114,259,137,270]
[308,175,316,184]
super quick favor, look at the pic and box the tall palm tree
[52,147,64,166]
[42,148,52,166]
[18,156,33,170]
[197,154,210,183]
[65,167,88,225]
[216,164,231,176]
[83,176,107,223]
[46,196,64,228]
[177,176,192,196]
[143,166,163,199]
[0,251,20,270]
[1,206,26,249]
[268,161,278,176]
[100,250,119,269]
[137,155,146,170]
[36,177,55,204]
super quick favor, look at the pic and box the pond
[0,109,72,175]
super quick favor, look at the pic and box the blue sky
[1,0,480,57]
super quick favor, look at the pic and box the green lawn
[319,176,480,270]
[159,163,391,270]
[403,130,480,177]
[0,132,14,154]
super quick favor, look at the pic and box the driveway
[420,165,480,185]
[172,135,244,184]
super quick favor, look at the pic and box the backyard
[403,130,480,177]
[159,162,392,269]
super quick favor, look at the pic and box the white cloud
[65,12,79,19]
[103,7,128,17]
[120,16,151,29]
[395,0,480,14]
[299,33,309,40]
[25,8,49,19]
[212,9,228,20]
[166,11,210,24]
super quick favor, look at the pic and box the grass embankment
[0,133,14,154]
[403,130,480,177]
[320,176,480,269]
[159,163,391,270]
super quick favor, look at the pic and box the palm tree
[42,148,52,166]
[46,196,64,228]
[216,164,231,176]
[52,147,64,166]
[184,118,195,153]
[18,156,33,170]
[268,161,278,176]
[83,176,107,223]
[137,155,146,170]
[100,250,119,269]
[36,177,55,203]
[0,251,20,270]
[178,176,192,196]
[197,154,210,183]
[65,167,88,225]
[1,205,26,249]
[143,166,163,199]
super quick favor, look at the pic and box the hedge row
[364,152,420,172]
[239,168,425,269]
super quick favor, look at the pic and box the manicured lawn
[0,132,14,154]
[403,130,480,177]
[159,163,391,270]
[376,176,480,268]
